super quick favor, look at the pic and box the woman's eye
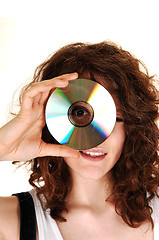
[72,108,88,116]
[116,117,124,122]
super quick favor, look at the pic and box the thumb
[38,142,80,158]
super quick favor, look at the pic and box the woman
[0,41,158,240]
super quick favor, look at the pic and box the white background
[0,0,159,196]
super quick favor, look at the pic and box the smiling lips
[81,151,106,157]
[80,148,107,161]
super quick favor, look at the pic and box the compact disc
[45,78,116,150]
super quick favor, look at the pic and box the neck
[66,171,113,210]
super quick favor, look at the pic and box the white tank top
[30,189,159,240]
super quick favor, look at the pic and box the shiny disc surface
[45,78,116,150]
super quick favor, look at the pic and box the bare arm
[0,196,20,240]
[0,73,79,239]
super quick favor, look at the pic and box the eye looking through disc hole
[68,101,94,127]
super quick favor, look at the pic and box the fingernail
[72,72,78,77]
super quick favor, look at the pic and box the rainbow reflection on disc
[45,79,116,150]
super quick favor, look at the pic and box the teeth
[82,151,105,157]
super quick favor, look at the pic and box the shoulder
[0,195,20,240]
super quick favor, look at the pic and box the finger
[23,72,78,99]
[22,80,68,110]
[37,72,78,87]
[21,73,78,111]
[38,90,51,105]
[38,72,78,89]
[32,92,43,106]
[39,142,80,158]
[55,72,78,81]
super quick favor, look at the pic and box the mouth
[79,148,107,161]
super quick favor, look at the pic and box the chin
[76,167,108,180]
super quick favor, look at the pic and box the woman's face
[64,114,125,181]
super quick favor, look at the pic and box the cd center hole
[68,101,94,127]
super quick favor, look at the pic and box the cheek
[107,123,125,160]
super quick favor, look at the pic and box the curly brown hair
[17,41,159,228]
